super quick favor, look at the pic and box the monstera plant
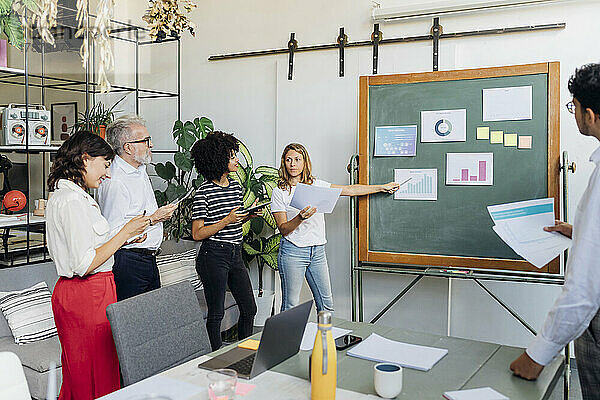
[153,116,280,296]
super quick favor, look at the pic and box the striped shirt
[192,179,243,244]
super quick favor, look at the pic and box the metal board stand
[349,150,575,399]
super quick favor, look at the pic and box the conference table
[101,318,564,399]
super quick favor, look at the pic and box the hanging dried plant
[143,0,197,42]
[12,0,58,46]
[74,0,115,93]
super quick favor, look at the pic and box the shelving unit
[0,4,181,267]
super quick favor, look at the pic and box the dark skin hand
[510,351,544,380]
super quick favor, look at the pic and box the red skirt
[51,271,120,400]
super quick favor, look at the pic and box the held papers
[346,333,448,371]
[300,322,352,351]
[487,198,571,268]
[290,183,342,213]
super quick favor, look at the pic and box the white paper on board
[483,86,532,121]
[446,153,493,186]
[421,109,466,142]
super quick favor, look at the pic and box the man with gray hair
[97,115,177,300]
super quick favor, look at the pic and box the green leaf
[250,217,263,235]
[194,117,214,138]
[155,161,176,181]
[165,182,180,202]
[261,204,277,230]
[259,253,278,270]
[172,120,184,139]
[242,220,251,237]
[237,140,253,169]
[255,166,279,177]
[230,166,247,188]
[154,189,167,207]
[193,177,204,188]
[1,13,24,49]
[261,178,278,198]
[242,189,256,209]
[174,151,194,172]
[176,130,197,151]
[264,233,282,253]
[242,242,261,256]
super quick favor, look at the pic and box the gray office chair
[106,281,211,386]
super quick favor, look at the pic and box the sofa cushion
[0,336,61,373]
[0,282,57,345]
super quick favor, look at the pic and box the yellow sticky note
[490,131,503,144]
[504,133,518,147]
[518,135,533,149]
[238,339,260,351]
[476,127,490,140]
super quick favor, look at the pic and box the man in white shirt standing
[97,115,177,300]
[510,63,600,399]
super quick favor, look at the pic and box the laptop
[198,300,312,379]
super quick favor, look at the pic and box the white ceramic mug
[373,362,403,398]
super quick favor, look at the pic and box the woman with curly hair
[271,143,399,313]
[46,131,150,400]
[191,131,257,350]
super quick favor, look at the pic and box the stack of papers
[443,387,508,400]
[487,198,571,268]
[290,183,342,213]
[300,322,352,351]
[346,333,448,371]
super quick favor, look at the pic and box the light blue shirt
[97,155,162,250]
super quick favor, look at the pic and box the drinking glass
[207,368,237,399]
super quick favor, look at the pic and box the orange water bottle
[311,310,336,400]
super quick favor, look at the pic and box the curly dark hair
[48,131,115,190]
[191,131,239,181]
[568,63,600,115]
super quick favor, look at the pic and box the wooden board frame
[358,62,561,274]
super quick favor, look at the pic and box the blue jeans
[278,237,334,313]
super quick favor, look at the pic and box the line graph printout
[446,152,493,186]
[394,169,438,201]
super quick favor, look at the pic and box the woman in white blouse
[46,131,149,400]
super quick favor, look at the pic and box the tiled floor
[549,360,583,399]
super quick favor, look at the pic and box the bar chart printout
[446,153,494,186]
[394,169,438,200]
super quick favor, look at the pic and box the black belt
[122,247,161,257]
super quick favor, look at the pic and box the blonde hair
[278,143,314,191]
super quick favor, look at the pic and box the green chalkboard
[358,63,560,273]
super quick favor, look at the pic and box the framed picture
[51,102,78,143]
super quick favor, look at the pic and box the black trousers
[196,240,257,351]
[112,249,161,301]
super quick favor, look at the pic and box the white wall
[113,0,600,348]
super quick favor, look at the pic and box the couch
[0,239,238,399]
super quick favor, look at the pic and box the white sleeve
[57,199,99,277]
[270,187,287,213]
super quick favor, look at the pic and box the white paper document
[487,198,571,268]
[346,333,448,371]
[394,169,437,201]
[98,374,205,399]
[483,85,532,121]
[446,152,493,186]
[300,322,352,351]
[443,387,508,400]
[290,183,342,213]
[421,109,466,142]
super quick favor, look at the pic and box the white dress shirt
[527,145,600,365]
[46,179,113,277]
[96,155,162,250]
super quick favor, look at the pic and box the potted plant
[153,116,281,325]
[73,97,126,138]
